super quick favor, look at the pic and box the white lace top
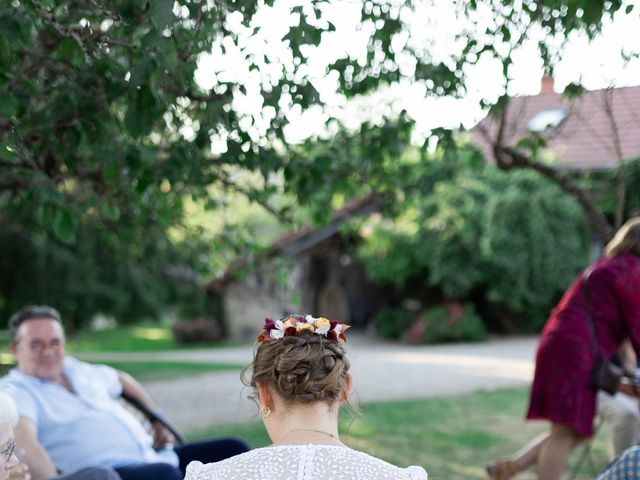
[185,444,428,480]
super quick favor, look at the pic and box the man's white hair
[0,388,18,433]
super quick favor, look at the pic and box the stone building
[206,198,389,341]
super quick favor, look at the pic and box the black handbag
[590,353,624,395]
[583,270,624,395]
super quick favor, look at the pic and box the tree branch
[495,145,614,243]
[210,170,292,224]
[27,0,93,64]
[0,159,32,169]
[169,87,227,103]
[0,176,34,193]
[179,7,205,61]
[602,87,626,229]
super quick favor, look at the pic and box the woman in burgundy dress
[487,217,640,480]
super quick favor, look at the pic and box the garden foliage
[0,0,633,328]
[359,155,589,330]
[419,303,486,344]
[376,302,486,343]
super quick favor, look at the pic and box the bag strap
[582,268,600,357]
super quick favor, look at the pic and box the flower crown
[257,314,350,343]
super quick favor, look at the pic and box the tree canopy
[1,0,636,326]
[356,149,589,330]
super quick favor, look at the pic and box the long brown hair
[604,217,640,258]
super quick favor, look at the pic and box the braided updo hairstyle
[246,330,350,405]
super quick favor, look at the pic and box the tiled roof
[206,196,377,291]
[269,196,376,254]
[470,84,640,170]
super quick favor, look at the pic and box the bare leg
[537,423,579,480]
[512,431,550,471]
[487,431,549,479]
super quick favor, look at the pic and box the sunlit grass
[0,326,240,381]
[0,352,14,365]
[67,326,179,351]
[131,327,173,341]
[0,357,242,383]
[190,388,610,480]
[0,325,232,353]
[99,360,242,382]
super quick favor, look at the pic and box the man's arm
[117,371,155,409]
[13,417,57,480]
[116,371,174,448]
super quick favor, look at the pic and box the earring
[261,406,271,418]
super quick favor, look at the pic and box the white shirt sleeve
[4,383,39,425]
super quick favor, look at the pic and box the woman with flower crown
[184,314,428,480]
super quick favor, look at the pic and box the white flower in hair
[314,317,331,335]
[270,320,285,340]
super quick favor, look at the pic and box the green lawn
[190,388,611,480]
[0,358,242,382]
[0,325,235,353]
[100,360,243,382]
[66,325,232,352]
[1,324,244,381]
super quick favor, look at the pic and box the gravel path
[78,336,538,433]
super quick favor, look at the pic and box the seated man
[1,306,249,480]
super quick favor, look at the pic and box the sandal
[486,459,518,480]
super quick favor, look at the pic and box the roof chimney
[540,75,555,94]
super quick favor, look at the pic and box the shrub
[375,308,414,340]
[358,162,588,332]
[172,317,223,344]
[420,302,486,344]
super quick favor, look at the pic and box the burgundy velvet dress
[526,252,640,437]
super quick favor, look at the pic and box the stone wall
[222,260,304,341]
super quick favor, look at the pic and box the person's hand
[618,378,640,397]
[152,422,175,450]
[8,463,31,480]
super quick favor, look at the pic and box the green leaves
[0,142,16,161]
[563,82,586,99]
[57,37,85,68]
[0,97,19,118]
[34,202,55,227]
[102,160,121,188]
[53,208,77,244]
[356,153,588,331]
[0,0,633,329]
[125,86,163,138]
[149,0,175,29]
[101,203,121,222]
[129,57,156,87]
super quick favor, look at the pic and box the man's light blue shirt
[0,357,178,473]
